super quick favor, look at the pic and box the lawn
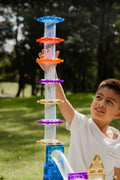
[0,82,31,97]
[0,92,120,180]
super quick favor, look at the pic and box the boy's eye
[107,100,113,105]
[96,95,101,100]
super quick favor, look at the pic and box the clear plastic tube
[44,20,56,140]
[51,150,103,180]
[51,150,74,180]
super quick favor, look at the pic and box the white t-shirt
[66,110,120,180]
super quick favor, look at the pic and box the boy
[38,50,120,180]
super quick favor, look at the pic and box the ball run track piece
[36,37,64,44]
[68,172,87,180]
[37,99,64,104]
[36,15,65,180]
[36,139,63,145]
[36,58,64,64]
[36,79,64,84]
[37,16,64,23]
[37,119,64,125]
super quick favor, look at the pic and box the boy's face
[90,87,120,128]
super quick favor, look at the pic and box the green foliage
[1,1,120,95]
[0,92,120,179]
[0,93,89,179]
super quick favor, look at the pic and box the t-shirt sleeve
[66,110,87,131]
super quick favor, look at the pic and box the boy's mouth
[95,107,104,113]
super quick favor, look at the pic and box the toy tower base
[43,144,64,180]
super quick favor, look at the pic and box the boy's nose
[99,100,105,107]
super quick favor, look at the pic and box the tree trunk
[16,74,25,97]
[97,2,114,85]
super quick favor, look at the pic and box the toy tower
[87,153,105,180]
[36,16,64,180]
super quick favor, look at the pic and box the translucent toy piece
[41,16,63,59]
[87,153,105,180]
[37,26,58,148]
[36,37,64,44]
[87,178,103,180]
[44,119,56,140]
[36,58,64,64]
[36,15,65,180]
[51,150,74,180]
[43,144,64,179]
[37,16,64,24]
[37,139,62,145]
[68,172,87,180]
[36,79,64,84]
[113,176,118,180]
[36,15,64,143]
[37,119,64,125]
[37,99,64,104]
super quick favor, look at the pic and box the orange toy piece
[36,58,64,64]
[36,37,64,44]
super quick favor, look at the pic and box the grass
[0,82,32,97]
[0,92,120,179]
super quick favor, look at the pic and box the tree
[90,0,120,85]
[1,0,120,95]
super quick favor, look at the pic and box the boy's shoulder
[109,126,120,140]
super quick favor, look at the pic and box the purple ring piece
[68,172,87,180]
[36,79,64,84]
[37,119,64,125]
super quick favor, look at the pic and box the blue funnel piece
[43,144,64,180]
[37,16,64,24]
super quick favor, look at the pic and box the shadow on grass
[0,177,4,180]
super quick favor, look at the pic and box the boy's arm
[114,167,120,180]
[55,73,74,125]
[38,49,75,125]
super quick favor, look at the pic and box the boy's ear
[115,110,120,119]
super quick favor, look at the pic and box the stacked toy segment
[36,15,64,145]
[35,16,106,180]
[36,16,65,180]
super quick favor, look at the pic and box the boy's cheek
[90,104,93,114]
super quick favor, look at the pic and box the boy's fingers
[48,48,51,53]
[38,52,44,59]
[44,49,48,58]
[55,51,59,58]
[38,49,44,58]
[48,48,52,58]
[42,49,44,54]
[38,52,41,58]
[38,49,59,59]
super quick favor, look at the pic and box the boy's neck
[94,120,118,140]
[105,127,114,139]
[101,126,118,139]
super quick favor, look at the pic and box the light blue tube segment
[36,15,64,141]
[51,150,74,180]
[44,17,56,140]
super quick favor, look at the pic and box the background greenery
[1,1,120,179]
[0,92,90,180]
[0,91,120,180]
[1,0,120,96]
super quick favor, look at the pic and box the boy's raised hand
[37,49,59,71]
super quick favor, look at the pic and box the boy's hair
[97,79,120,96]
